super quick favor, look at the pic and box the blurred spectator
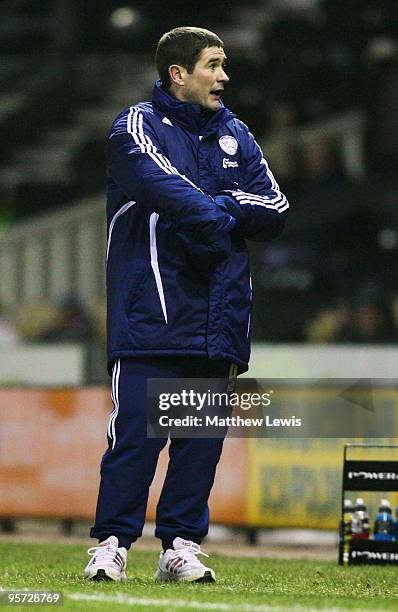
[264,101,301,190]
[305,297,350,343]
[306,286,398,344]
[365,43,398,180]
[38,295,94,343]
[292,135,360,221]
[322,0,398,39]
[0,304,20,348]
[335,284,398,343]
[302,135,343,186]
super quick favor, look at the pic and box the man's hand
[175,196,239,278]
[177,231,232,278]
[214,195,244,223]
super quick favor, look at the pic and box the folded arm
[108,106,235,244]
[218,124,289,241]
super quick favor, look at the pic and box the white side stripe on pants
[108,359,121,450]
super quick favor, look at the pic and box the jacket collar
[152,80,234,136]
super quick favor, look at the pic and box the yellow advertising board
[245,386,398,529]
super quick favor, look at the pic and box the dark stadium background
[1,0,397,371]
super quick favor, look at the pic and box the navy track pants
[90,356,232,549]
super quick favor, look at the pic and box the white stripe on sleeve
[232,190,289,213]
[127,107,203,193]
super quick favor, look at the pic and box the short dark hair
[155,27,224,89]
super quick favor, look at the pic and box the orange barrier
[0,388,247,525]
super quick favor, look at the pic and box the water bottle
[341,498,354,564]
[342,498,354,541]
[351,497,370,539]
[374,499,395,541]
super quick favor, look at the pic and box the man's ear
[169,64,186,87]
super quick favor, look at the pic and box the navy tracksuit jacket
[91,81,289,548]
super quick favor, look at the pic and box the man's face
[179,46,229,111]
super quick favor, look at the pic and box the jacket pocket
[124,263,151,310]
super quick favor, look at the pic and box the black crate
[339,444,398,565]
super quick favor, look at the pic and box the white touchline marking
[66,592,383,612]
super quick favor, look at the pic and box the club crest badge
[219,135,238,156]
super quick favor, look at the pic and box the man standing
[85,26,288,583]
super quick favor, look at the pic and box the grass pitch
[1,542,398,610]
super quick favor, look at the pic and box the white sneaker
[84,535,127,581]
[155,537,215,582]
